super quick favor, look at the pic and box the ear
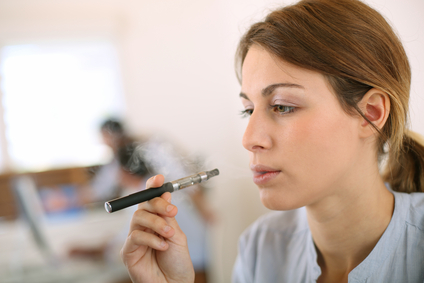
[357,88,390,138]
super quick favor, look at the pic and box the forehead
[241,45,328,96]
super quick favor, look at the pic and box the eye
[272,105,295,115]
[239,109,253,118]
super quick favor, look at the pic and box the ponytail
[383,131,424,193]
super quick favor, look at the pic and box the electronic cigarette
[105,168,219,213]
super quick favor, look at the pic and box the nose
[242,112,272,152]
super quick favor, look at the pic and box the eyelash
[239,109,253,118]
[239,105,296,118]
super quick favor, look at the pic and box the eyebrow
[239,83,304,100]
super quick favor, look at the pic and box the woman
[120,0,424,282]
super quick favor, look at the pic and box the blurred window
[0,41,124,172]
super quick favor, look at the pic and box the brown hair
[236,0,424,193]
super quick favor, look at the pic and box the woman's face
[240,45,362,210]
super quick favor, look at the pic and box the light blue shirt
[232,190,424,283]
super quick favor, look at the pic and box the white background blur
[0,0,422,282]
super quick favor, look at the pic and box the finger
[161,191,172,203]
[138,194,178,217]
[129,209,175,238]
[130,230,168,250]
[121,229,168,259]
[136,175,167,210]
[145,174,165,190]
[157,193,187,242]
[132,193,184,244]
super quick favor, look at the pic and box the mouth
[250,164,281,185]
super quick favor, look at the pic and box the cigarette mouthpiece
[207,168,219,179]
[105,168,219,213]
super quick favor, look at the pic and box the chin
[259,188,302,211]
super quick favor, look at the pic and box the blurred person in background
[69,143,149,258]
[84,118,133,204]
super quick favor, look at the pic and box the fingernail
[163,225,171,233]
[166,205,174,212]
[159,240,166,248]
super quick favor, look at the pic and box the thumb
[146,174,165,189]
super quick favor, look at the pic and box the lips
[250,164,281,185]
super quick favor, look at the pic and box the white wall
[0,0,422,282]
[366,0,424,135]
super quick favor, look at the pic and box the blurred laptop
[5,175,125,283]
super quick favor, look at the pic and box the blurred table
[0,205,131,283]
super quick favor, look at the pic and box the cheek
[279,109,358,176]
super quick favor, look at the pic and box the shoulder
[359,191,424,282]
[398,191,424,232]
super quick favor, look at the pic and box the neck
[307,165,394,282]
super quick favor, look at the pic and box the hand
[121,175,195,283]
